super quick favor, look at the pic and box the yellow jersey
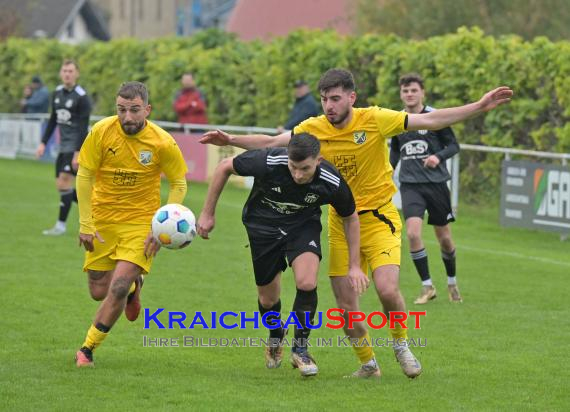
[294,107,407,214]
[78,116,188,224]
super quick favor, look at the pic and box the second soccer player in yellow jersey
[75,81,188,367]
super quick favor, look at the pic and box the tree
[355,0,570,41]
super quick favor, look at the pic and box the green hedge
[1,27,568,200]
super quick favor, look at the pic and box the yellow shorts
[328,202,402,276]
[83,222,153,274]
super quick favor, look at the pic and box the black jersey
[41,84,92,153]
[233,148,356,236]
[390,106,459,184]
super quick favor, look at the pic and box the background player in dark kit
[390,73,462,304]
[36,59,92,236]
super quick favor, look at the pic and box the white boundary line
[425,239,570,268]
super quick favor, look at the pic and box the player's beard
[327,107,350,126]
[121,120,145,135]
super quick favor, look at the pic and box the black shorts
[246,220,322,286]
[400,182,455,226]
[55,152,76,177]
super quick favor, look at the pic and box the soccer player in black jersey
[390,73,462,303]
[197,133,368,377]
[36,59,92,236]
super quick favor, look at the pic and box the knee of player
[406,229,421,244]
[87,271,109,299]
[89,289,106,301]
[376,285,400,303]
[439,236,454,250]
[258,294,279,309]
[295,277,317,292]
[110,277,132,300]
[56,177,73,191]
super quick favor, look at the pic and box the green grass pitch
[0,158,568,411]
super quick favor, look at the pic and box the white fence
[1,113,569,221]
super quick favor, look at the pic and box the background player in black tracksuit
[390,73,462,304]
[197,133,368,377]
[36,59,92,236]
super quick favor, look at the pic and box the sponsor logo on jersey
[56,108,72,124]
[271,186,281,193]
[353,131,367,144]
[304,193,319,203]
[308,240,318,248]
[65,99,73,108]
[139,151,153,165]
[401,140,429,156]
[260,198,306,214]
[418,129,428,135]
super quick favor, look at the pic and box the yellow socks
[352,331,375,364]
[390,319,408,341]
[81,323,109,352]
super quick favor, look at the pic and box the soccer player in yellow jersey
[74,82,188,367]
[200,69,513,379]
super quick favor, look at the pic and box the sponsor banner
[501,160,570,233]
[171,133,208,182]
[206,144,254,188]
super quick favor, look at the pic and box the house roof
[4,0,109,40]
[226,0,354,41]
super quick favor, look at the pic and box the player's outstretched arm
[407,86,513,131]
[342,211,370,295]
[197,157,236,239]
[199,129,291,150]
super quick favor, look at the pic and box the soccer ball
[151,204,197,249]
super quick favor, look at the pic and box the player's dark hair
[399,73,424,89]
[318,68,355,93]
[117,81,149,104]
[288,133,320,161]
[62,59,79,70]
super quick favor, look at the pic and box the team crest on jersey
[304,193,319,203]
[353,131,367,144]
[139,151,153,165]
[65,99,73,108]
